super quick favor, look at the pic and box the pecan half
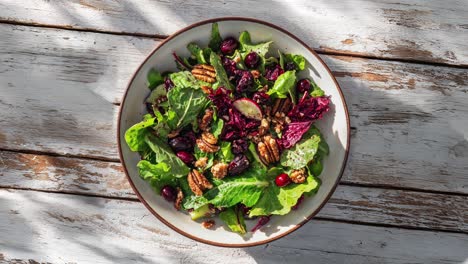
[174,187,184,210]
[197,132,219,153]
[258,118,270,136]
[211,162,229,179]
[194,157,208,169]
[192,64,216,83]
[269,98,292,117]
[250,70,260,79]
[199,108,214,131]
[257,135,280,165]
[188,169,213,196]
[290,168,306,184]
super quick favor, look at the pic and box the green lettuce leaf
[219,207,247,235]
[310,80,325,97]
[249,175,319,217]
[218,141,234,163]
[209,22,222,52]
[167,85,210,129]
[238,31,272,57]
[124,114,156,152]
[267,70,297,104]
[285,54,306,70]
[169,71,210,89]
[144,133,190,177]
[187,43,208,64]
[146,83,167,104]
[280,133,321,170]
[211,117,224,138]
[137,160,176,193]
[210,52,234,90]
[147,69,164,90]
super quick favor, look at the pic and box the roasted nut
[197,132,219,153]
[259,118,270,136]
[174,187,184,210]
[192,64,216,83]
[211,162,229,179]
[199,108,214,131]
[290,168,306,184]
[194,157,208,169]
[167,129,181,139]
[257,135,280,165]
[202,220,215,229]
[201,85,212,94]
[250,70,260,79]
[188,169,213,196]
[270,98,292,116]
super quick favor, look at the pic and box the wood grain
[1,24,466,193]
[1,151,466,233]
[1,0,467,65]
[1,189,467,264]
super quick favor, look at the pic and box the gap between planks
[1,19,467,70]
[1,186,466,236]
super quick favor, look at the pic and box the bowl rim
[117,16,350,248]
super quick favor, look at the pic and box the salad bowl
[118,17,350,247]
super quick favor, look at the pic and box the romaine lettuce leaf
[280,133,320,170]
[219,207,247,235]
[144,133,190,177]
[124,114,156,152]
[167,85,210,129]
[249,175,319,217]
[267,70,297,104]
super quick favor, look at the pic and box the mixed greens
[125,23,331,235]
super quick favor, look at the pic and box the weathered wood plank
[1,24,467,194]
[1,0,467,65]
[0,189,466,264]
[1,151,466,233]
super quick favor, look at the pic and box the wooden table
[1,1,467,263]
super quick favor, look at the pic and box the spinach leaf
[219,207,247,235]
[187,43,208,64]
[210,52,234,90]
[249,175,319,217]
[267,70,297,104]
[280,134,321,170]
[144,133,190,177]
[167,85,210,129]
[124,114,156,152]
[285,54,306,70]
[209,22,222,52]
[238,31,272,57]
[147,69,164,90]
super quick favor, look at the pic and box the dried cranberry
[265,64,284,81]
[252,91,270,105]
[222,57,239,77]
[285,62,297,71]
[232,139,248,154]
[236,71,254,93]
[238,204,251,216]
[176,151,194,164]
[161,185,177,202]
[168,137,193,152]
[164,76,174,91]
[244,52,260,68]
[228,154,250,176]
[220,37,238,55]
[251,216,270,232]
[145,102,154,114]
[292,195,305,210]
[275,173,291,187]
[297,79,311,93]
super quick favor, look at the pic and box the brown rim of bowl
[117,17,350,248]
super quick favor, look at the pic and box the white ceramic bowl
[118,17,350,247]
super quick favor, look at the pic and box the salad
[125,23,330,235]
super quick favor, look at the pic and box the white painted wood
[0,189,467,263]
[2,151,466,233]
[1,0,467,65]
[1,24,467,193]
